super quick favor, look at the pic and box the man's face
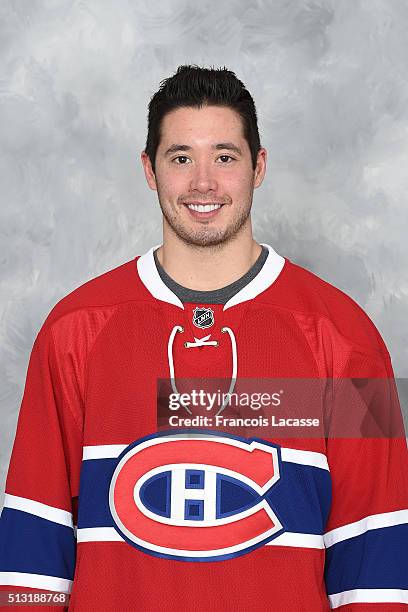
[142,105,266,247]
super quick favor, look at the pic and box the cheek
[227,174,253,198]
[157,168,188,197]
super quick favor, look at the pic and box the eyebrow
[164,142,243,156]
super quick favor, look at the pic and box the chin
[181,234,227,247]
[178,226,243,248]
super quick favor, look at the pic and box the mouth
[183,202,225,220]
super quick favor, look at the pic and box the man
[0,65,407,611]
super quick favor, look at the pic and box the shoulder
[39,256,147,331]
[265,257,389,356]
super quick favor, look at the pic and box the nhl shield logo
[109,429,284,562]
[193,306,214,329]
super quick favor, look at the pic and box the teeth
[187,204,221,212]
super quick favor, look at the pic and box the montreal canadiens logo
[193,306,214,329]
[109,430,283,561]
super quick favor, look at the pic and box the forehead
[159,105,246,145]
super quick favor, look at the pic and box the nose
[189,159,218,193]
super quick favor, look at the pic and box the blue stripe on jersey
[267,460,331,534]
[79,458,117,527]
[0,507,76,580]
[325,523,408,594]
[78,456,332,535]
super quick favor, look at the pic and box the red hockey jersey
[1,243,407,611]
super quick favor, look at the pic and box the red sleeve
[324,344,408,610]
[0,321,83,610]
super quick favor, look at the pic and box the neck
[156,222,262,291]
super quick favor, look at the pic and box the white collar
[136,243,285,311]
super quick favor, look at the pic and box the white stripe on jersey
[77,527,325,549]
[0,571,72,593]
[329,588,408,607]
[83,443,330,471]
[3,493,73,528]
[324,509,408,547]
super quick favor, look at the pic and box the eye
[217,155,235,163]
[172,156,191,164]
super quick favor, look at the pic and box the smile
[186,203,222,212]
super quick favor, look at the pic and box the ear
[141,151,157,191]
[254,147,267,189]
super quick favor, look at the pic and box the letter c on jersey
[109,431,283,561]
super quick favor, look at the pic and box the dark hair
[144,64,261,174]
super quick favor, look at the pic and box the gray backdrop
[1,0,407,502]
